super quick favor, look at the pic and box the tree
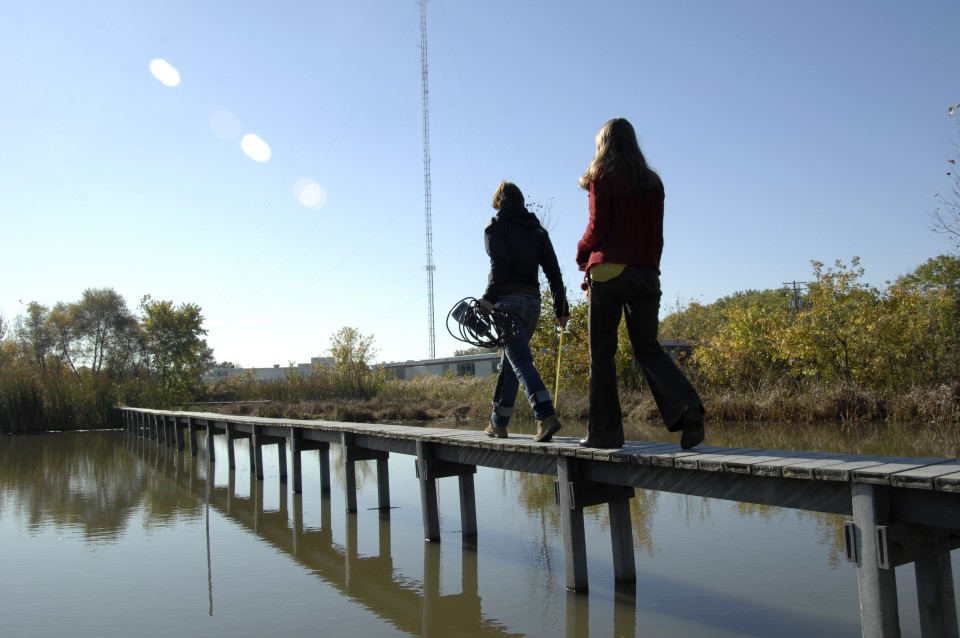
[529,291,592,394]
[782,258,882,385]
[454,347,488,356]
[328,326,378,397]
[33,289,144,379]
[881,254,960,387]
[0,312,6,341]
[46,302,80,375]
[930,103,960,252]
[15,302,53,371]
[139,296,213,404]
[691,289,793,390]
[526,198,556,231]
[73,288,141,375]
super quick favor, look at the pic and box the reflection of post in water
[345,513,358,589]
[421,537,486,636]
[204,438,214,617]
[565,590,588,638]
[563,582,640,638]
[253,475,264,532]
[226,466,235,515]
[289,490,333,558]
[123,435,515,637]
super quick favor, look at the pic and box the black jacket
[482,204,569,319]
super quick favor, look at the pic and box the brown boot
[484,423,508,439]
[533,415,562,443]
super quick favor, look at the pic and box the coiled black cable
[445,297,517,349]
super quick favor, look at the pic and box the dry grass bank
[201,376,960,431]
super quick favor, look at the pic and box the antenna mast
[419,0,436,358]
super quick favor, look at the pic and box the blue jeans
[490,294,554,428]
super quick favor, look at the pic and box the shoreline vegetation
[200,373,960,428]
[2,255,960,450]
[4,362,958,437]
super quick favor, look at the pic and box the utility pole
[419,0,436,359]
[783,281,807,314]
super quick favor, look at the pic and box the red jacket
[576,167,664,288]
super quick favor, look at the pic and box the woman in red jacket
[576,118,704,449]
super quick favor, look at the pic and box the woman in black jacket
[479,181,569,443]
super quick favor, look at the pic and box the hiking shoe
[484,424,508,439]
[679,403,705,449]
[533,415,562,443]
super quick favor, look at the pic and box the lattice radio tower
[419,0,436,358]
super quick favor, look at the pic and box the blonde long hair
[579,118,659,192]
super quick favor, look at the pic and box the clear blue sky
[2,0,957,367]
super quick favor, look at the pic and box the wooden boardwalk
[119,407,960,638]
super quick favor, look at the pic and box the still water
[0,423,956,637]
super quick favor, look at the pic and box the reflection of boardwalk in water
[125,434,523,637]
[122,408,960,637]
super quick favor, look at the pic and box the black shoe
[679,403,705,449]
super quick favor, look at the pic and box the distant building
[660,339,694,363]
[205,341,692,385]
[377,352,500,381]
[203,357,334,383]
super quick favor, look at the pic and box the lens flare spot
[210,109,241,140]
[149,59,180,87]
[241,134,271,162]
[294,178,328,210]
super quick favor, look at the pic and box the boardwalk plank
[934,471,960,493]
[814,460,886,482]
[892,461,960,490]
[753,454,859,479]
[721,450,812,474]
[644,445,735,468]
[854,459,960,487]
[678,449,766,472]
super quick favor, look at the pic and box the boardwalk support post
[557,456,588,591]
[879,522,959,638]
[221,422,252,471]
[289,428,332,494]
[413,447,478,539]
[205,421,216,463]
[188,419,201,456]
[556,456,636,590]
[252,432,287,483]
[914,533,959,638]
[290,428,303,494]
[157,414,167,446]
[224,423,238,469]
[852,483,901,637]
[416,440,441,541]
[848,489,960,637]
[342,433,390,513]
[173,416,185,451]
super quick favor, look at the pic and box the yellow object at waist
[589,262,626,282]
